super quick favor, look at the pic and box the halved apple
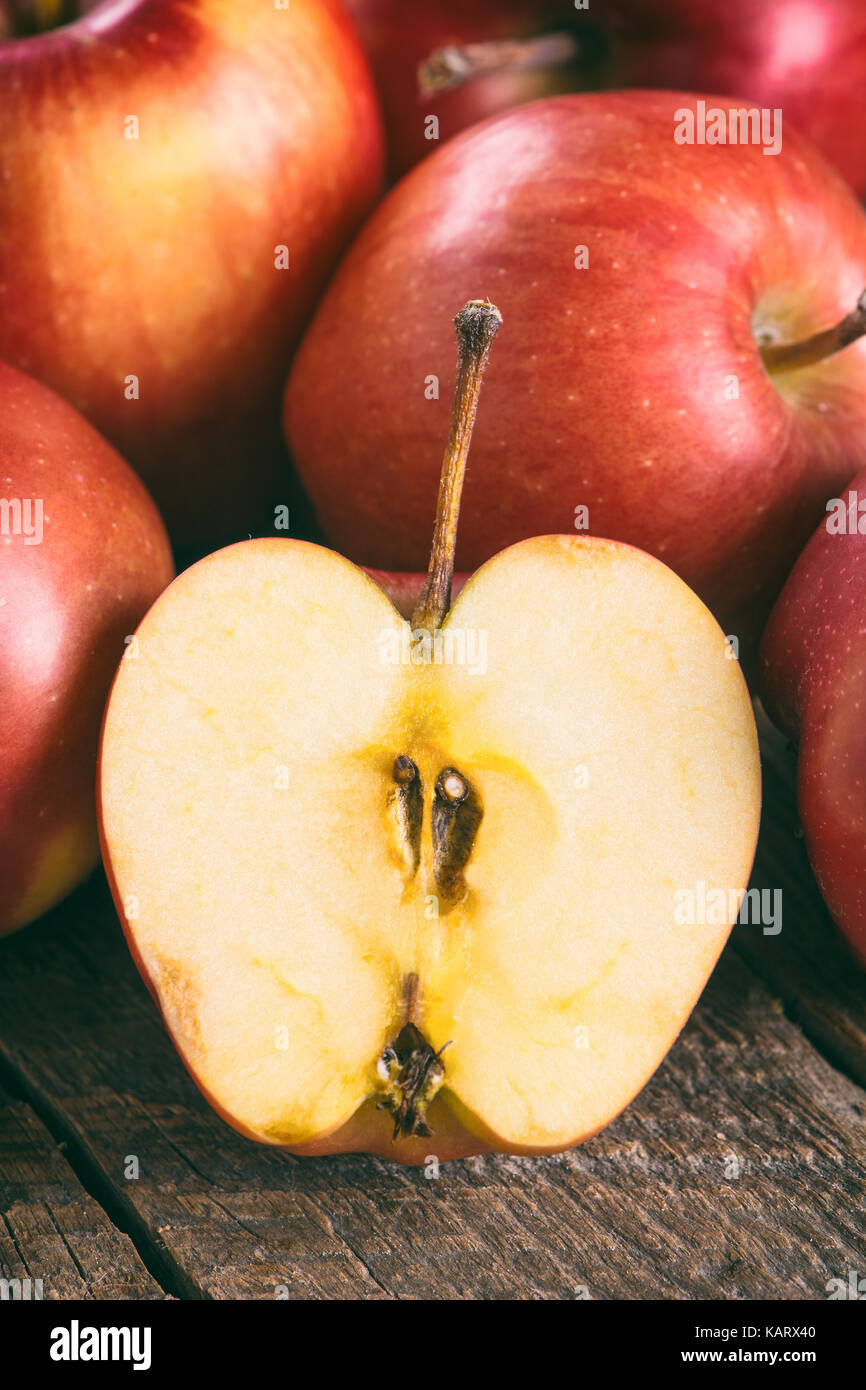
[98,303,760,1162]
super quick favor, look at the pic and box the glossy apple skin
[613,0,866,195]
[0,360,174,937]
[760,473,866,967]
[0,0,384,551]
[344,0,866,191]
[286,91,866,640]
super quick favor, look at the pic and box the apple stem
[404,972,419,1025]
[0,0,73,37]
[411,300,502,634]
[761,289,866,373]
[418,31,579,95]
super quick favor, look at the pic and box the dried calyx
[376,975,450,1139]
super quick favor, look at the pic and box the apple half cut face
[98,532,760,1161]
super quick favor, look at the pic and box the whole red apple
[285,91,866,640]
[0,0,383,551]
[0,359,174,936]
[344,0,866,191]
[760,472,866,967]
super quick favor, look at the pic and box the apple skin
[0,0,384,551]
[344,0,866,191]
[285,91,866,641]
[0,359,174,937]
[760,473,866,968]
[611,0,866,195]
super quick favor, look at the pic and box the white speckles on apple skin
[287,91,866,636]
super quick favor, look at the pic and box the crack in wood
[0,1049,185,1300]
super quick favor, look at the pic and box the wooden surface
[1,716,864,1300]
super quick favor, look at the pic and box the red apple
[285,91,866,642]
[760,471,866,967]
[343,0,866,191]
[0,0,384,551]
[0,359,174,936]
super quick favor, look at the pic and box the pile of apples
[3,0,866,1164]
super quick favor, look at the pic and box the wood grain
[733,714,866,1087]
[0,848,863,1300]
[0,1080,164,1300]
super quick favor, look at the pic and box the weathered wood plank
[0,1081,165,1300]
[732,711,866,1087]
[0,872,863,1300]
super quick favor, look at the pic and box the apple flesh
[0,0,384,550]
[0,359,173,936]
[101,298,759,1160]
[760,472,866,967]
[285,91,866,642]
[345,0,866,191]
[98,532,759,1159]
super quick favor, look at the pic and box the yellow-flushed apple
[0,359,173,937]
[0,0,384,551]
[98,302,760,1162]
